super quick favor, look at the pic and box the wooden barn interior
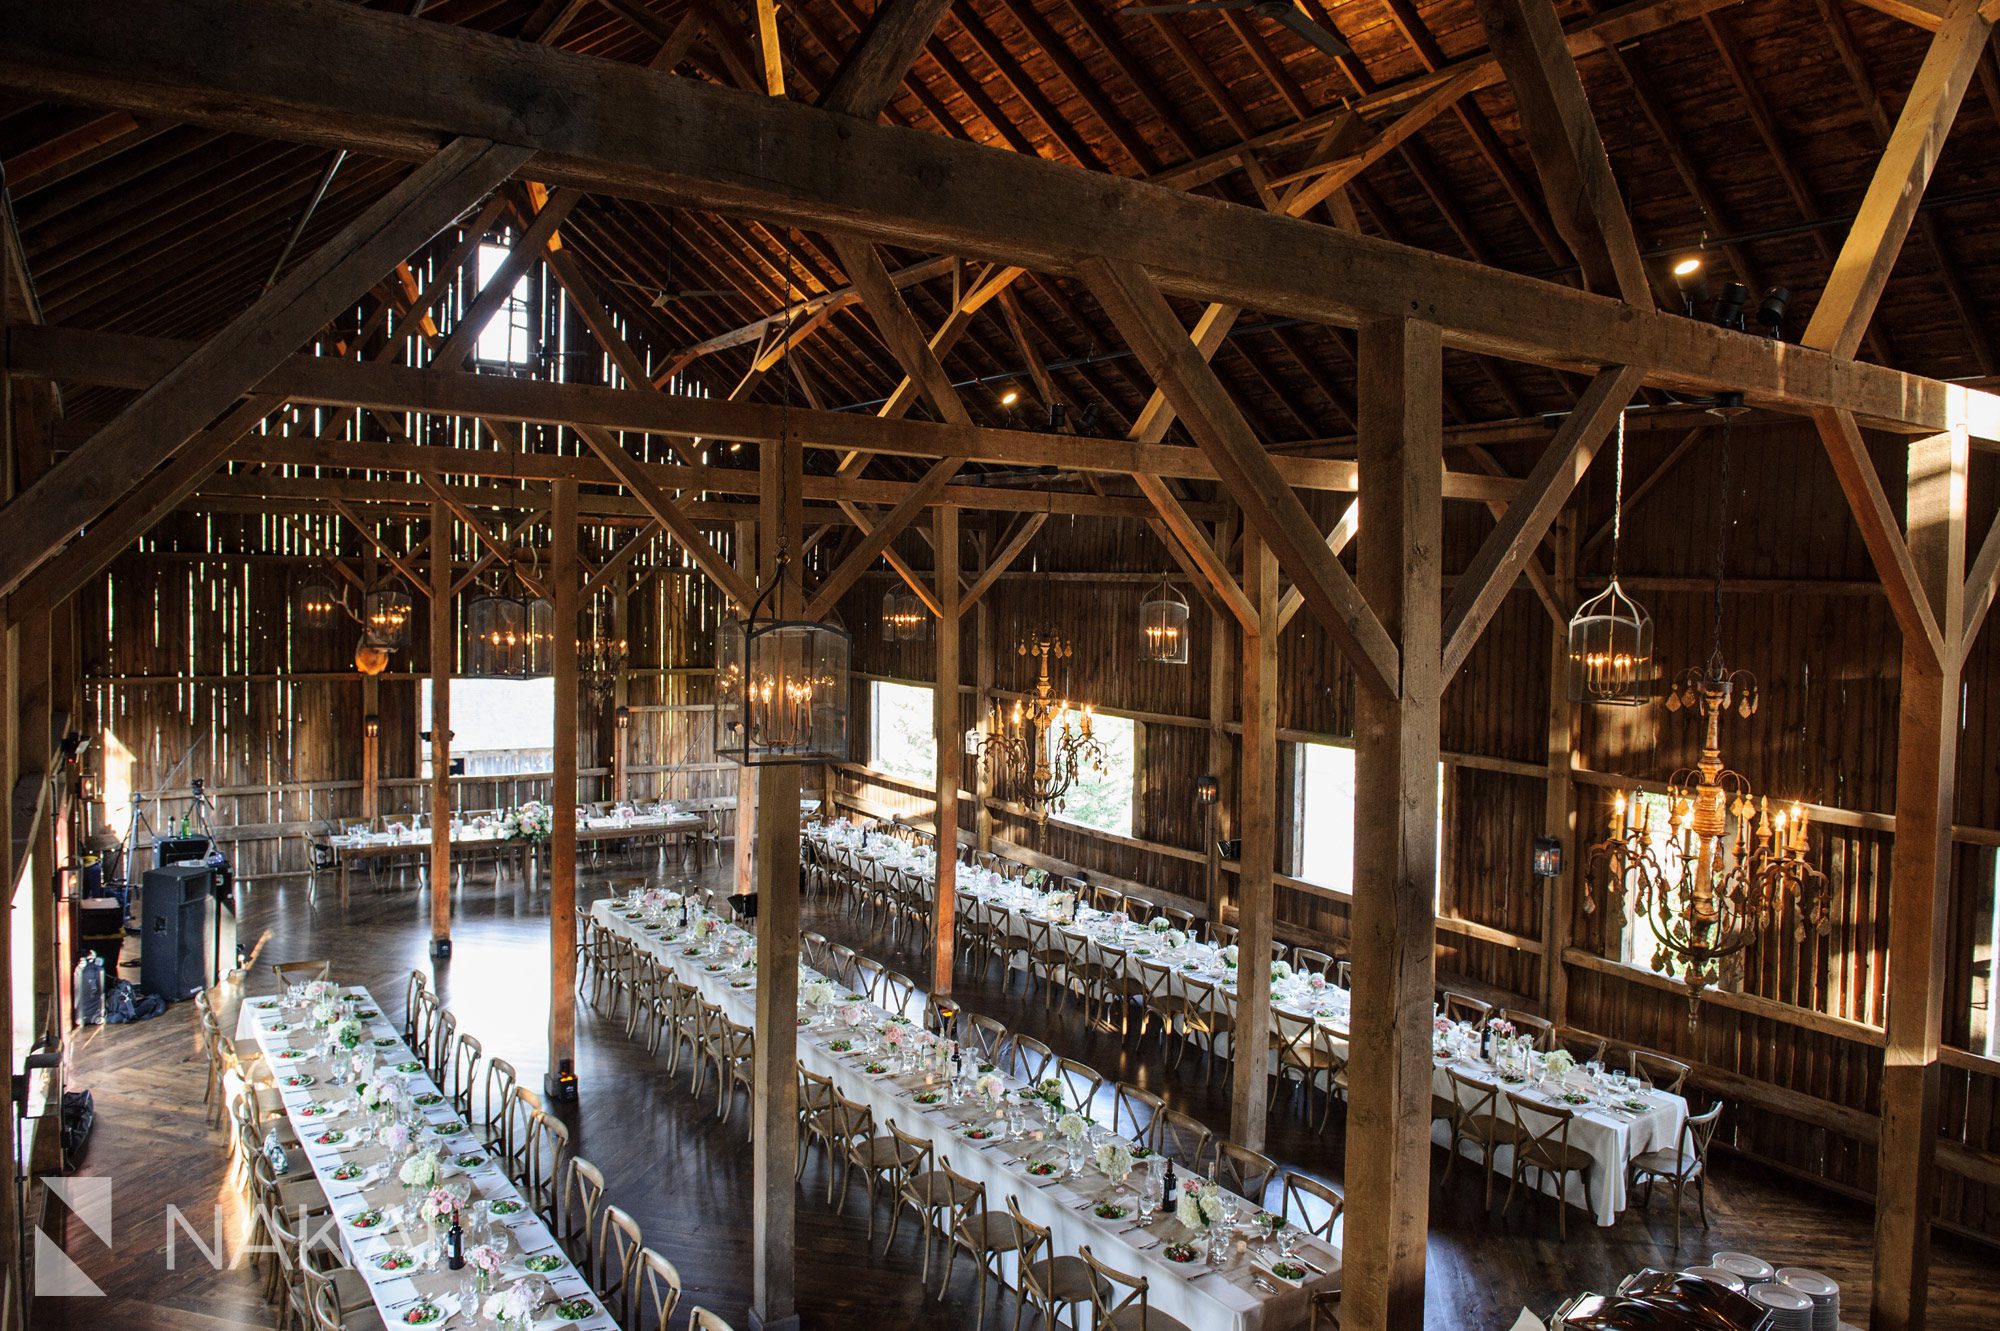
[3,0,2000,1328]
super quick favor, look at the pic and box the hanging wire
[1710,413,1733,668]
[1610,409,1627,584]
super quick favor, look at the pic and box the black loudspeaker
[140,863,213,1001]
[153,835,211,868]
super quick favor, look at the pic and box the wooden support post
[427,502,452,946]
[1229,530,1276,1152]
[1344,315,1444,1331]
[360,548,381,823]
[1870,428,1967,1331]
[932,503,961,995]
[734,519,758,892]
[973,585,995,854]
[611,570,632,803]
[1205,511,1239,925]
[1542,514,1578,1023]
[749,435,804,1331]
[548,479,580,1096]
[1,237,18,1293]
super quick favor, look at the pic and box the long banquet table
[325,811,706,903]
[594,897,1341,1331]
[812,826,1687,1227]
[237,987,619,1330]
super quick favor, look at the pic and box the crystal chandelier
[579,599,628,708]
[1584,412,1828,1026]
[973,626,1104,826]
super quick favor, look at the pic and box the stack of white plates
[1681,1264,1746,1292]
[1711,1251,1776,1284]
[1776,1267,1840,1331]
[1748,1282,1814,1330]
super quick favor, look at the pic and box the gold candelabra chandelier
[579,600,629,708]
[973,626,1103,826]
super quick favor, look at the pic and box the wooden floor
[33,852,2000,1330]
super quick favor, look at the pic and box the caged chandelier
[972,625,1103,827]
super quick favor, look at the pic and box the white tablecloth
[596,899,1340,1331]
[238,988,619,1331]
[814,830,1685,1227]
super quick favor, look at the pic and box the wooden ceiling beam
[18,325,1517,497]
[958,511,1046,612]
[1812,408,1948,668]
[420,470,550,599]
[0,133,528,601]
[6,0,1980,433]
[1802,0,1994,363]
[1473,0,1649,303]
[577,423,757,608]
[1275,499,1359,632]
[1086,256,1400,701]
[817,0,957,117]
[806,456,963,617]
[1441,366,1643,677]
[327,497,432,598]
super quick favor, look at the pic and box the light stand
[1196,774,1221,925]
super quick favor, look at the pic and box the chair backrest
[1008,1033,1056,1086]
[596,1203,644,1325]
[639,1247,684,1331]
[1444,1067,1503,1137]
[888,1121,933,1189]
[403,970,427,1036]
[1682,1100,1724,1164]
[1160,906,1196,932]
[1497,1008,1555,1051]
[1136,958,1179,1007]
[561,1155,607,1269]
[1004,1194,1052,1270]
[1055,1057,1102,1116]
[452,1033,483,1117]
[273,958,331,985]
[1280,1170,1344,1238]
[527,1111,571,1220]
[1556,1026,1607,1067]
[504,1085,543,1180]
[1441,991,1493,1026]
[1214,1139,1279,1208]
[483,1056,517,1143]
[688,1307,736,1331]
[1123,896,1155,925]
[1272,1009,1321,1069]
[1630,1049,1691,1095]
[430,1009,459,1078]
[1209,921,1238,948]
[964,1013,1009,1065]
[1293,947,1335,979]
[1506,1090,1576,1163]
[1078,1244,1155,1324]
[1184,975,1231,1030]
[1092,884,1125,914]
[1111,1082,1164,1143]
[832,1090,875,1149]
[1335,959,1351,989]
[1153,1106,1213,1172]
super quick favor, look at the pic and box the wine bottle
[445,1219,465,1271]
[1161,1159,1178,1210]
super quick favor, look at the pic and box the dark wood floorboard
[32,854,2000,1329]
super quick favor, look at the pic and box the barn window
[420,677,555,777]
[1294,741,1443,901]
[868,680,936,786]
[1050,710,1136,839]
[473,242,533,366]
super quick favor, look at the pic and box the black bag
[60,1089,94,1170]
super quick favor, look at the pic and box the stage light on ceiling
[1713,282,1748,331]
[1671,256,1710,316]
[1000,387,1021,407]
[1756,287,1790,337]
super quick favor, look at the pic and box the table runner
[239,988,619,1331]
[596,898,1341,1331]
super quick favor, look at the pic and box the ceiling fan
[1121,0,1351,60]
